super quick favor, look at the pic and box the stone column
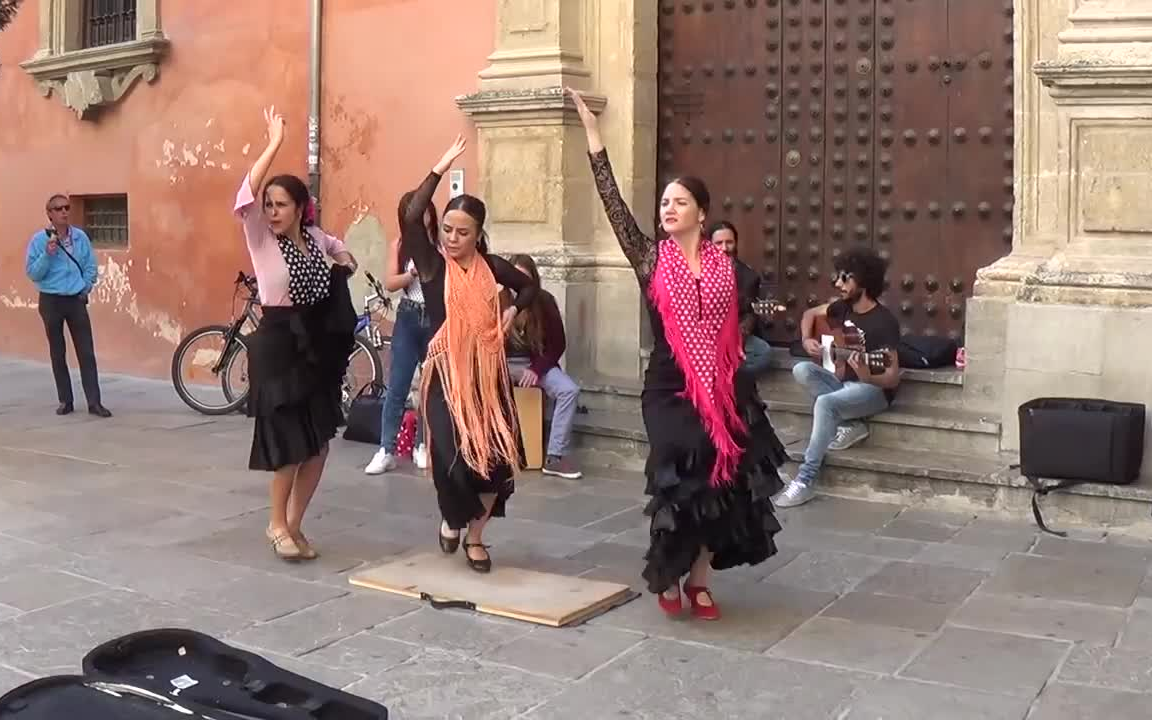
[966,0,1152,477]
[456,0,658,382]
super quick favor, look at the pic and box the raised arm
[402,135,466,279]
[234,107,287,248]
[247,106,285,198]
[565,88,655,281]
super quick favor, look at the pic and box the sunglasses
[832,271,854,285]
[49,204,70,212]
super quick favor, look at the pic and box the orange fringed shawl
[420,254,522,476]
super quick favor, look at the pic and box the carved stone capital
[20,36,168,120]
[455,86,606,125]
[1034,58,1152,103]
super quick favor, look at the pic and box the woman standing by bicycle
[403,135,538,573]
[237,106,359,561]
[364,194,440,475]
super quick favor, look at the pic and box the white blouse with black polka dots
[277,233,330,306]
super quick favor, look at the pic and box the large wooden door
[656,0,1014,341]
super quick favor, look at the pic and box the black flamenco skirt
[640,370,788,594]
[424,367,521,530]
[246,302,354,471]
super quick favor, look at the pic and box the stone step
[578,346,966,415]
[761,350,965,408]
[577,379,1000,455]
[570,409,1152,532]
[766,398,1002,456]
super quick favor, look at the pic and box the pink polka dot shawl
[647,238,747,487]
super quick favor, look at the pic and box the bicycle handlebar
[364,271,386,299]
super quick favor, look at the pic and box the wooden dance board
[350,552,637,627]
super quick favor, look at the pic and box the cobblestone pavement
[1,356,1151,718]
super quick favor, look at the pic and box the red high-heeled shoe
[684,585,720,621]
[657,586,683,616]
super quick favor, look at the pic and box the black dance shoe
[439,526,460,555]
[463,539,491,573]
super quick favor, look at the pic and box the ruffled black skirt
[424,367,522,530]
[640,370,787,594]
[245,294,355,472]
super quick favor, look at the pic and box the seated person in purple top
[234,105,359,562]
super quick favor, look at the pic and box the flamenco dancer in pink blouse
[235,107,359,561]
[570,89,787,619]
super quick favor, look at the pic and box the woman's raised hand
[565,87,603,152]
[566,88,596,129]
[434,134,467,175]
[264,106,285,146]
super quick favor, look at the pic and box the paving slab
[1029,683,1149,720]
[899,627,1069,697]
[983,552,1144,607]
[843,677,1032,719]
[768,617,930,674]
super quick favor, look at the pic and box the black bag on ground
[343,381,386,444]
[1017,397,1146,536]
[897,335,957,369]
[1,628,388,719]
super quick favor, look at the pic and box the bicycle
[171,270,392,416]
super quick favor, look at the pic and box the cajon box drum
[514,385,544,470]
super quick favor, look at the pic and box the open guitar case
[0,628,388,719]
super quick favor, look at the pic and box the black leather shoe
[463,539,491,573]
[439,532,460,555]
[56,403,73,416]
[88,405,112,418]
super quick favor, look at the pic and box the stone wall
[967,0,1152,478]
[458,0,656,383]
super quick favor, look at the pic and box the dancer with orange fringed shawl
[401,135,539,573]
[570,88,787,620]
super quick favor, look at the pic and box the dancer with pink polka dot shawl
[569,88,787,620]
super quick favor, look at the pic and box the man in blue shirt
[25,194,111,417]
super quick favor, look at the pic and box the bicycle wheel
[171,325,250,415]
[341,334,386,415]
[220,334,251,408]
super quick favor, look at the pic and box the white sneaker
[829,421,870,451]
[413,444,428,470]
[773,478,816,508]
[365,449,397,475]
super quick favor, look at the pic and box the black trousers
[37,292,101,407]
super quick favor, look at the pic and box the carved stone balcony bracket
[455,87,606,124]
[20,36,169,120]
[1034,58,1152,103]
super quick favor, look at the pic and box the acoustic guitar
[751,298,787,317]
[811,313,892,377]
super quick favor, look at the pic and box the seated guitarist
[775,246,901,508]
[708,221,773,375]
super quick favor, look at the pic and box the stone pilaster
[966,0,1152,476]
[456,0,658,382]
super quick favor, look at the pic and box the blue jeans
[742,334,773,375]
[379,300,432,453]
[792,361,889,486]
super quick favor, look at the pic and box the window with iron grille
[83,0,137,49]
[82,195,129,248]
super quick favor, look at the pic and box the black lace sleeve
[589,148,656,282]
[489,253,539,311]
[401,172,444,280]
